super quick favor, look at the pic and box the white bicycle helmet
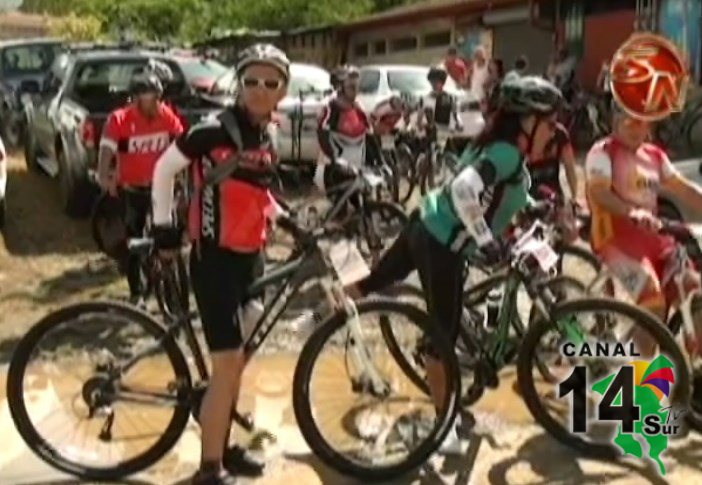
[236,43,290,81]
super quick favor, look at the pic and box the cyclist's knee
[210,349,245,380]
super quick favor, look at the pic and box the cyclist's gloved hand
[153,225,182,259]
[629,208,662,232]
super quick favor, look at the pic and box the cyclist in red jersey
[97,59,184,302]
[151,44,290,485]
[585,103,702,351]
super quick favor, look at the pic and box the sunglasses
[241,77,284,90]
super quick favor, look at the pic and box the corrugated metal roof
[340,0,525,31]
[0,11,49,28]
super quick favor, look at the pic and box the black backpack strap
[202,110,245,186]
[218,109,244,148]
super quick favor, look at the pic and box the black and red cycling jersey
[520,121,573,196]
[370,99,403,136]
[317,97,370,168]
[101,103,184,187]
[155,105,278,252]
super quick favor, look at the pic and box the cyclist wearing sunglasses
[347,76,563,454]
[97,59,184,302]
[585,102,702,351]
[151,43,290,485]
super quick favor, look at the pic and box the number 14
[559,366,640,433]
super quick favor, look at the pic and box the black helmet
[236,43,290,81]
[427,66,448,83]
[130,59,173,95]
[499,75,563,114]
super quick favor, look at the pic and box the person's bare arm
[585,148,634,216]
[662,165,702,210]
[561,144,579,200]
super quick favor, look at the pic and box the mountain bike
[7,218,460,482]
[381,218,691,459]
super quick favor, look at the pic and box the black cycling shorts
[190,240,263,352]
[358,211,464,344]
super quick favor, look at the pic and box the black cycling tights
[357,211,464,344]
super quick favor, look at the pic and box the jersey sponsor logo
[201,156,216,239]
[127,132,171,154]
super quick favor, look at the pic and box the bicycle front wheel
[518,297,690,460]
[293,298,460,481]
[7,301,192,480]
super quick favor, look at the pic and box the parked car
[210,62,332,165]
[356,64,485,138]
[23,47,221,217]
[0,38,63,149]
[173,55,229,93]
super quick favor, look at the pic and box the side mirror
[19,80,40,94]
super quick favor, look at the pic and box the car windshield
[177,57,228,82]
[72,59,185,98]
[1,43,62,77]
[288,65,331,97]
[211,68,236,95]
[387,68,459,94]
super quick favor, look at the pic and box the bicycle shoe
[223,445,265,477]
[191,468,237,484]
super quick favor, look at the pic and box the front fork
[323,280,390,397]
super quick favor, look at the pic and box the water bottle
[239,299,264,343]
[485,286,503,329]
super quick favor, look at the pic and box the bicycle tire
[417,153,430,196]
[7,301,193,480]
[517,297,690,460]
[293,298,460,481]
[378,284,430,395]
[668,297,702,432]
[354,200,408,262]
[155,253,190,319]
[556,243,601,285]
[395,144,417,205]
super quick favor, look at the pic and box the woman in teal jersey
[347,75,563,453]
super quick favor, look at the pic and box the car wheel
[0,111,22,150]
[57,149,96,218]
[23,126,40,172]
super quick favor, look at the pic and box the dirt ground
[0,153,129,355]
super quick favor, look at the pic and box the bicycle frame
[115,229,390,408]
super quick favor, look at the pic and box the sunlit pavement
[1,355,701,485]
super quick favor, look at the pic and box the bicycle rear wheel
[394,144,417,205]
[7,301,192,480]
[293,298,460,481]
[518,297,690,460]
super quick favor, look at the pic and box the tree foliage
[21,0,417,41]
[49,12,103,41]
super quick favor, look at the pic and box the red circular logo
[610,33,689,121]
